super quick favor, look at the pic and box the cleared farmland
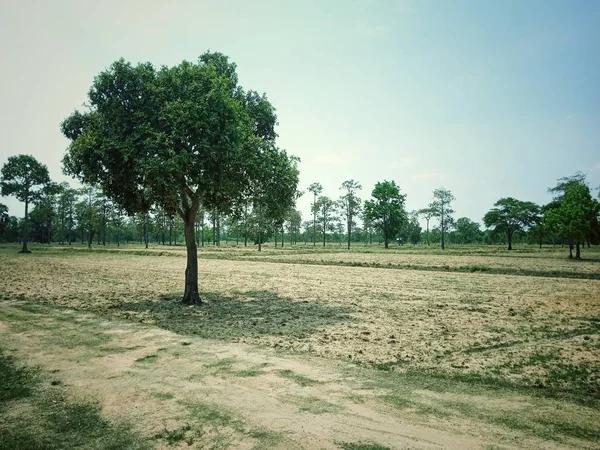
[1,244,599,449]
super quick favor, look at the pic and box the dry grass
[1,245,598,405]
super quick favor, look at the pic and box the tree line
[1,51,599,304]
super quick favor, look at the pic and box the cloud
[412,172,442,180]
[314,152,359,165]
[590,162,600,172]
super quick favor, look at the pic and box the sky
[1,0,599,227]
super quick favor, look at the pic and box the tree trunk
[426,219,430,246]
[183,218,201,305]
[569,240,573,259]
[20,197,30,253]
[313,194,317,246]
[144,216,149,249]
[575,241,581,259]
[347,217,351,250]
[441,207,445,250]
[507,231,513,250]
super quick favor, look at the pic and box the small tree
[315,196,336,246]
[308,182,323,246]
[338,180,362,250]
[0,155,52,253]
[417,207,436,246]
[0,203,9,237]
[363,181,406,249]
[483,198,539,250]
[430,188,455,250]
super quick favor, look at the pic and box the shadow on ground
[110,290,354,340]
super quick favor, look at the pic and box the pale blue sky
[1,0,599,227]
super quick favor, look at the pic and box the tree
[0,155,52,253]
[315,196,336,246]
[399,211,421,245]
[544,183,597,259]
[417,207,436,246]
[363,181,406,249]
[0,203,9,237]
[308,182,323,246]
[546,172,600,249]
[338,180,362,250]
[452,217,482,244]
[482,198,539,250]
[430,188,455,250]
[62,52,299,304]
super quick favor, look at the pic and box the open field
[1,244,599,449]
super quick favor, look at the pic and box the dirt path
[0,302,592,450]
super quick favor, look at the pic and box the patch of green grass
[0,352,36,405]
[182,400,241,430]
[338,442,391,450]
[135,353,158,364]
[154,424,194,446]
[277,369,321,387]
[234,368,264,377]
[152,391,175,400]
[0,347,146,450]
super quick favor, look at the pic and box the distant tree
[417,207,436,246]
[430,188,455,250]
[363,181,406,249]
[399,211,421,245]
[452,217,481,244]
[308,182,323,246]
[482,198,539,250]
[0,203,9,237]
[546,172,600,249]
[61,52,298,304]
[0,155,52,253]
[544,183,597,259]
[286,209,302,245]
[315,196,336,246]
[338,180,362,250]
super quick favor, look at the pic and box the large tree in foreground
[61,52,298,304]
[363,180,406,249]
[483,198,539,250]
[0,155,52,253]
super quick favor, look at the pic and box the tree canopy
[483,198,539,250]
[544,183,598,259]
[363,180,406,249]
[0,154,52,253]
[430,188,455,250]
[61,51,299,303]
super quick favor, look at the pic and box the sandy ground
[0,302,592,449]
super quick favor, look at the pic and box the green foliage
[315,195,337,246]
[452,217,482,244]
[363,180,406,248]
[338,179,362,249]
[430,187,455,249]
[483,198,540,250]
[0,155,51,204]
[0,203,9,237]
[544,183,597,257]
[61,51,299,301]
[0,155,52,252]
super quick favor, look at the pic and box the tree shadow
[110,290,354,340]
